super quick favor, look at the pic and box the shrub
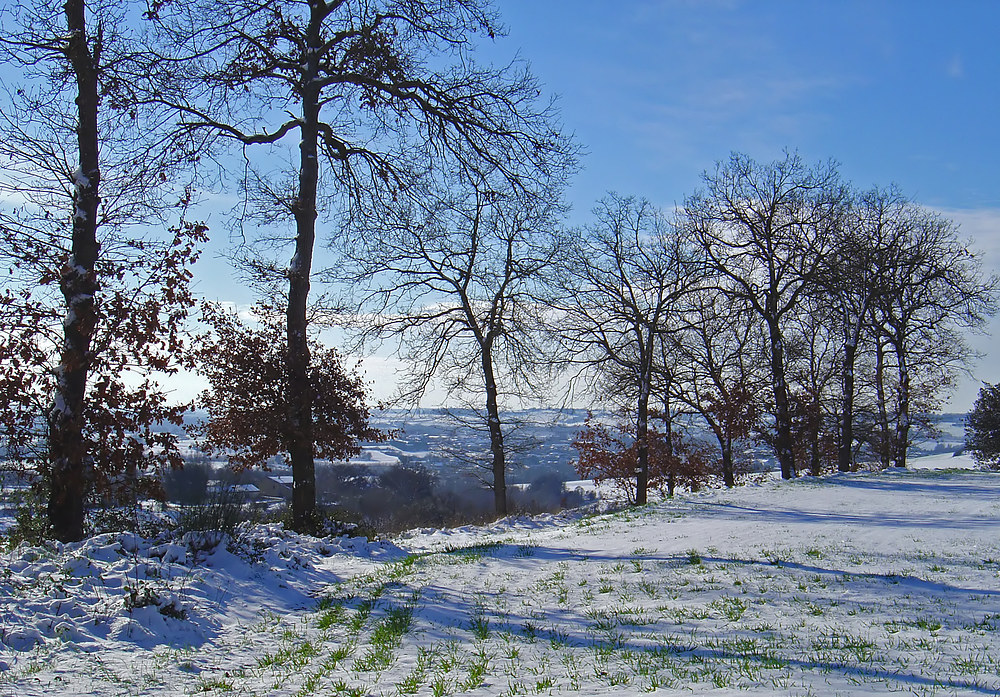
[175,484,252,537]
[3,486,50,549]
[572,413,714,502]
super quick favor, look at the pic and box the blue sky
[473,0,999,410]
[185,0,999,410]
[487,0,1000,216]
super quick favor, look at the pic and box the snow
[2,454,1000,695]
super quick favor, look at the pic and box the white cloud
[936,207,1000,411]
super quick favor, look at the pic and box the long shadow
[820,474,1000,499]
[498,544,1000,598]
[690,499,1000,531]
[362,546,1000,696]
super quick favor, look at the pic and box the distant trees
[819,186,906,472]
[555,154,995,500]
[684,152,847,479]
[866,206,996,468]
[0,0,204,541]
[966,383,1000,467]
[674,152,996,478]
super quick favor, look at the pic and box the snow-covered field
[2,454,1000,696]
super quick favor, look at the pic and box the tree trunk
[767,318,795,479]
[838,340,856,472]
[874,338,892,469]
[704,413,734,488]
[286,3,321,532]
[48,0,101,542]
[722,438,734,487]
[635,370,651,505]
[892,341,910,469]
[481,347,507,516]
[809,407,822,476]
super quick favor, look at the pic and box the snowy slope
[2,455,999,696]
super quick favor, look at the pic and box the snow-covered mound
[2,459,999,696]
[0,524,405,660]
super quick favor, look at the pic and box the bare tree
[0,0,203,541]
[553,194,703,505]
[817,186,909,472]
[333,172,569,515]
[670,290,764,487]
[684,152,847,479]
[154,0,573,530]
[785,295,840,476]
[868,206,997,468]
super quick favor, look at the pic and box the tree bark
[722,439,734,487]
[48,0,101,542]
[286,0,322,532]
[874,338,892,469]
[892,341,910,468]
[481,346,507,516]
[767,317,795,479]
[635,366,652,505]
[838,340,857,472]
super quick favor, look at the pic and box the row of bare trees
[0,0,994,541]
[549,153,996,505]
[329,151,996,511]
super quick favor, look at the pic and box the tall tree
[0,0,203,541]
[155,0,573,529]
[869,206,996,468]
[334,172,568,515]
[684,152,846,479]
[554,194,703,505]
[818,186,908,472]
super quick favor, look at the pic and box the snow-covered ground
[2,455,999,696]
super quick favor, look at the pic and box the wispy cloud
[947,54,965,79]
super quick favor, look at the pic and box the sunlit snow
[2,454,999,695]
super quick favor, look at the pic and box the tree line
[557,157,995,505]
[0,0,995,542]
